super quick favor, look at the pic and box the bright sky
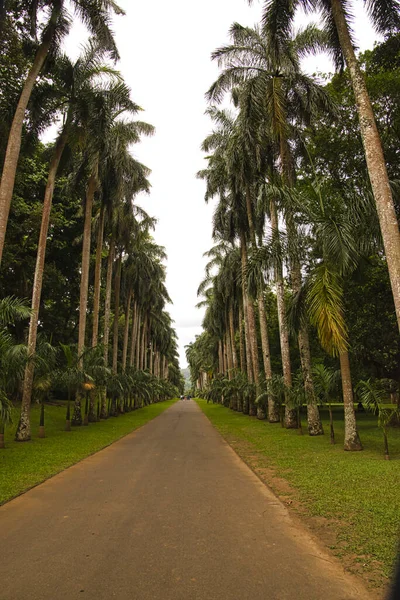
[62,0,379,368]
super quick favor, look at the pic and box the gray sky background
[63,0,378,368]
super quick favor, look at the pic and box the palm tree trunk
[140,315,146,370]
[103,234,115,367]
[225,328,233,379]
[286,211,323,436]
[136,310,141,370]
[330,0,400,333]
[218,339,223,374]
[92,204,105,347]
[129,299,137,368]
[270,200,296,428]
[229,306,238,370]
[238,302,246,374]
[0,2,62,265]
[339,350,363,451]
[112,254,122,374]
[258,293,280,423]
[73,170,97,426]
[122,290,132,372]
[16,124,68,442]
[240,236,253,386]
[77,172,97,363]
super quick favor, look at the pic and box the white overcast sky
[62,0,378,368]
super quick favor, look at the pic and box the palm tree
[16,44,121,441]
[257,0,400,333]
[356,379,400,460]
[313,364,341,444]
[0,0,124,265]
[207,23,331,433]
[72,84,151,425]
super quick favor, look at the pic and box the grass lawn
[0,399,177,505]
[196,399,400,588]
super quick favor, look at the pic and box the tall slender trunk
[286,211,323,436]
[112,254,122,374]
[72,171,97,426]
[136,310,141,370]
[229,306,238,370]
[122,290,132,372]
[221,338,226,375]
[16,124,68,441]
[92,204,105,347]
[129,299,137,368]
[225,328,233,379]
[240,237,253,384]
[218,339,223,374]
[77,172,97,363]
[258,293,279,423]
[339,350,363,451]
[331,0,400,334]
[270,200,296,428]
[140,314,146,370]
[238,302,246,374]
[244,189,261,397]
[103,234,115,366]
[0,2,62,265]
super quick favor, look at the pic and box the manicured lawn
[196,399,400,586]
[0,399,177,505]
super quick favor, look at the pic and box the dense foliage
[188,22,400,455]
[0,1,183,448]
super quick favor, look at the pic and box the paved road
[0,401,374,600]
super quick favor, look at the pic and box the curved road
[0,401,373,600]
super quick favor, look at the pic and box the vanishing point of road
[0,401,374,600]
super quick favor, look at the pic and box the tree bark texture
[339,350,363,451]
[77,172,97,364]
[129,299,137,368]
[229,306,238,370]
[270,200,296,428]
[112,254,122,374]
[103,234,115,366]
[92,204,105,347]
[238,302,246,374]
[330,0,400,334]
[122,290,131,372]
[258,293,280,423]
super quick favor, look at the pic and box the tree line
[0,1,183,447]
[187,1,400,454]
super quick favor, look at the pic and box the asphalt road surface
[0,400,374,600]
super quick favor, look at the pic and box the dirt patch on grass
[223,431,388,597]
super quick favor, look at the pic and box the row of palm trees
[0,2,182,444]
[187,1,400,451]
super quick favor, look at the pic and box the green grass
[196,399,400,583]
[0,399,177,505]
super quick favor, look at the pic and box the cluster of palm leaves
[188,0,400,455]
[0,2,182,445]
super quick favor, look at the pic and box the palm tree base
[83,415,89,426]
[257,407,266,420]
[249,403,257,417]
[242,400,249,414]
[38,426,45,438]
[65,420,71,432]
[15,418,31,442]
[285,408,298,429]
[343,433,363,451]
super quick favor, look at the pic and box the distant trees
[188,20,400,452]
[0,3,181,446]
